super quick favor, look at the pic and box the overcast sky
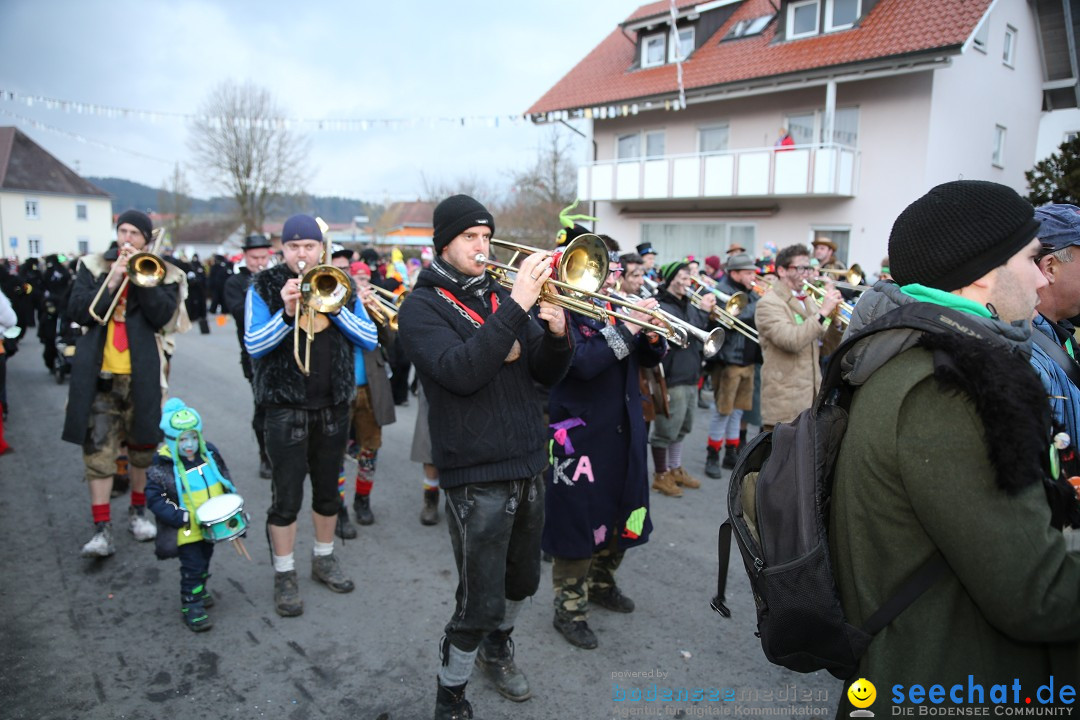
[0,0,646,203]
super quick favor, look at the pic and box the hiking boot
[552,612,598,649]
[336,504,357,539]
[591,585,635,613]
[81,522,115,558]
[651,470,683,498]
[671,466,701,489]
[476,628,531,701]
[311,553,354,593]
[128,506,157,541]
[197,588,215,608]
[353,495,374,525]
[434,681,473,720]
[420,488,440,526]
[705,446,723,478]
[722,445,738,469]
[274,570,304,617]
[258,454,272,480]
[181,595,213,632]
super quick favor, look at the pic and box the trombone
[604,289,728,356]
[816,263,865,286]
[686,278,759,344]
[89,228,166,325]
[293,218,353,375]
[477,235,702,350]
[801,279,856,328]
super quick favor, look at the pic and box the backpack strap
[861,551,948,635]
[711,521,733,618]
[1031,326,1080,388]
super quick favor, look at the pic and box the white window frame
[76,203,87,221]
[788,0,820,39]
[641,33,666,68]
[1003,25,1017,67]
[27,237,42,256]
[668,26,694,62]
[1066,131,1079,143]
[645,130,666,158]
[824,0,860,32]
[992,125,1007,168]
[972,18,989,53]
[25,198,39,220]
[699,124,730,153]
[809,226,851,265]
[617,132,642,161]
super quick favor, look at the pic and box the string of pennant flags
[0,107,175,164]
[0,88,689,131]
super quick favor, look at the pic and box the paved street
[0,317,840,720]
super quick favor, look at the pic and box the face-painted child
[178,430,199,462]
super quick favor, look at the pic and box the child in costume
[146,398,240,631]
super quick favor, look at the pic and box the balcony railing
[577,143,859,202]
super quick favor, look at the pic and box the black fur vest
[250,263,356,407]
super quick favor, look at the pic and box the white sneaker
[81,523,115,558]
[128,508,157,541]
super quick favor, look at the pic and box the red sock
[355,479,374,497]
[130,491,146,508]
[707,438,724,450]
[92,504,111,524]
[726,438,741,451]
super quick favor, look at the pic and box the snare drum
[195,493,249,543]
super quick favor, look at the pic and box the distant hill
[87,177,384,225]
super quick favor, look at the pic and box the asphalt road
[0,316,840,720]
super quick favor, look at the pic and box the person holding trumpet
[754,243,843,430]
[63,210,183,558]
[397,194,571,720]
[244,214,378,618]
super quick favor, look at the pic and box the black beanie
[889,180,1039,291]
[116,209,153,242]
[432,195,494,254]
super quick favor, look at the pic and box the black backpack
[709,303,1026,680]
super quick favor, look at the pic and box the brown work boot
[651,470,683,498]
[671,466,701,489]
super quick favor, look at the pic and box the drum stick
[233,537,253,562]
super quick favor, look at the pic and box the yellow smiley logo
[847,678,876,709]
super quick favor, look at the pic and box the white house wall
[1036,108,1080,162]
[925,0,1042,194]
[0,191,112,259]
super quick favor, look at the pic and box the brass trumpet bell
[300,265,352,314]
[129,252,166,287]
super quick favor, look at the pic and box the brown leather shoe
[671,466,701,489]
[651,470,683,497]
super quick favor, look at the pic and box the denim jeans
[443,475,544,652]
[264,402,350,525]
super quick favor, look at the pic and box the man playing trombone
[755,243,842,430]
[397,194,571,720]
[244,214,378,618]
[63,210,183,558]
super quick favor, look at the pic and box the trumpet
[362,285,407,331]
[293,218,353,375]
[89,228,166,325]
[686,280,758,344]
[801,279,856,328]
[477,235,698,348]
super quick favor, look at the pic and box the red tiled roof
[527,0,991,115]
[381,201,435,232]
[624,0,699,24]
[0,126,110,197]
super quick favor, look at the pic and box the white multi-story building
[527,0,1079,270]
[0,127,112,260]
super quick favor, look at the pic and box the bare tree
[157,163,193,248]
[499,128,580,247]
[188,80,309,236]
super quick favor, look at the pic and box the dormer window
[788,0,820,39]
[825,0,860,32]
[669,26,694,62]
[642,33,665,68]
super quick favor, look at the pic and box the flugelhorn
[293,218,353,375]
[89,228,166,325]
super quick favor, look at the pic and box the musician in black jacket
[398,194,571,720]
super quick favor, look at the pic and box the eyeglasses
[786,265,813,273]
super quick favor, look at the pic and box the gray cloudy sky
[0,0,645,202]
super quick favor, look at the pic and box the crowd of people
[3,184,1080,716]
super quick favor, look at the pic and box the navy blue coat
[542,310,666,559]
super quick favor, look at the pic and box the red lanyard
[435,287,499,325]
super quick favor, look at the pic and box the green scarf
[900,283,992,318]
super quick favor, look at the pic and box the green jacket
[831,327,1080,701]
